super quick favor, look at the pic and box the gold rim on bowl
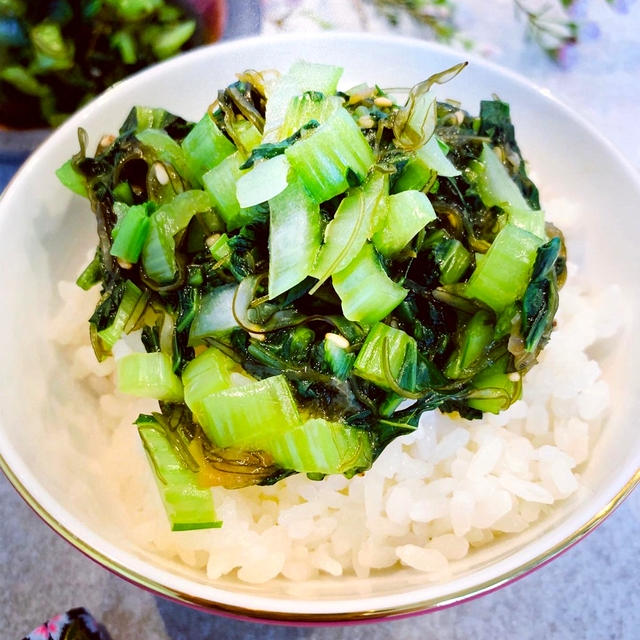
[1,450,637,622]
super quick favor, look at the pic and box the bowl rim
[1,30,639,624]
[1,450,638,624]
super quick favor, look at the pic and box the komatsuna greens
[58,61,566,531]
[0,0,203,128]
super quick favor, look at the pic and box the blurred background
[2,0,639,183]
[1,1,639,638]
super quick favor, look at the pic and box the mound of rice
[50,198,624,584]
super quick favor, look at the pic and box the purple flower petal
[580,21,601,41]
[567,0,589,19]
[610,0,636,14]
[554,43,580,70]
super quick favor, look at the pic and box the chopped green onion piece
[373,189,436,257]
[354,322,416,389]
[332,243,407,324]
[188,284,239,344]
[137,422,220,531]
[182,113,235,185]
[116,352,183,402]
[56,159,86,197]
[97,280,143,350]
[110,203,151,264]
[285,107,375,203]
[236,154,290,208]
[464,223,543,312]
[268,176,322,299]
[199,375,301,450]
[270,418,371,475]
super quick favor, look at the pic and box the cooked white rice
[50,197,624,584]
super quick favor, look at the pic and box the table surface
[2,1,640,638]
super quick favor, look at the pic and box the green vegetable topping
[59,61,566,530]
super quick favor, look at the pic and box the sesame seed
[117,258,133,270]
[99,134,116,148]
[153,162,170,185]
[325,332,350,350]
[348,87,374,105]
[374,96,393,108]
[357,115,375,129]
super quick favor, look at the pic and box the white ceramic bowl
[0,33,638,623]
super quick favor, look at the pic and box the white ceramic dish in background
[0,33,638,623]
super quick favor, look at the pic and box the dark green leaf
[89,281,125,331]
[141,324,161,353]
[522,276,559,352]
[530,237,561,282]
[239,120,320,170]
